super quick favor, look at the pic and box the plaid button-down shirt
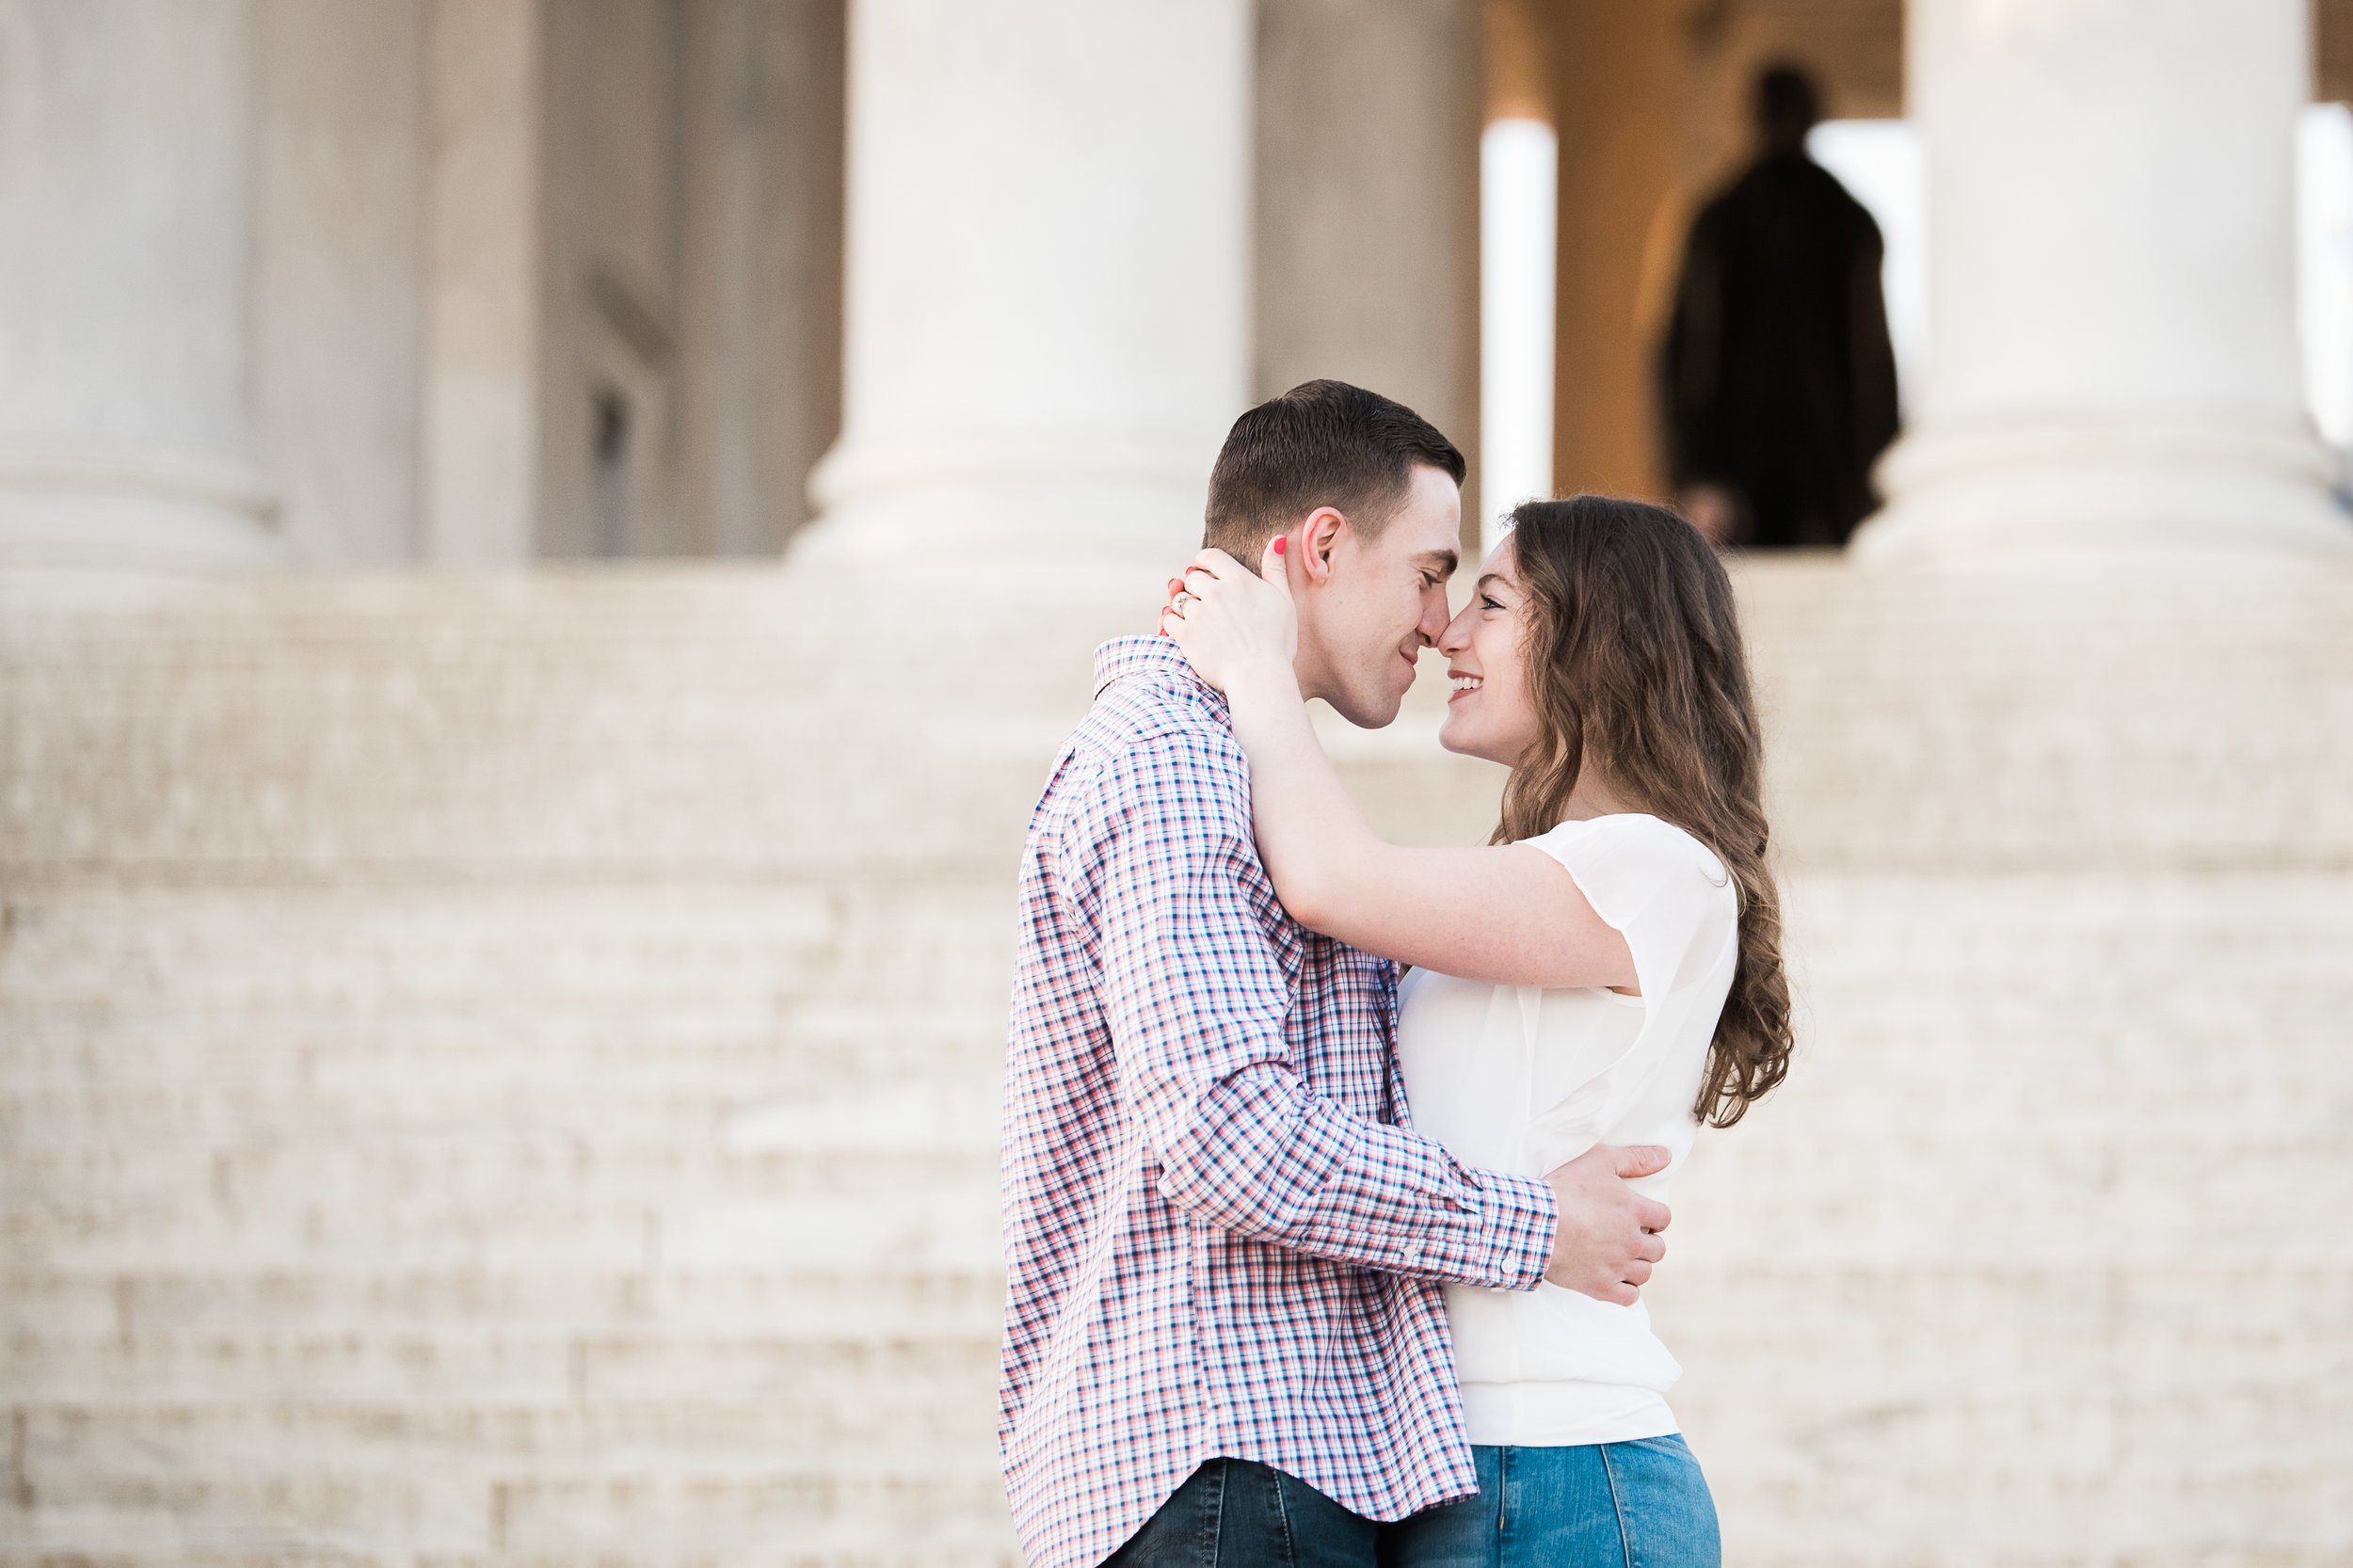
[998,636,1558,1568]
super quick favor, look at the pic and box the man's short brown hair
[1203,380,1466,560]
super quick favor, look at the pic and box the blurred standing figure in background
[1660,64,1899,549]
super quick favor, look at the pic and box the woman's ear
[1297,506,1345,585]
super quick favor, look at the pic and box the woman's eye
[1480,595,1502,612]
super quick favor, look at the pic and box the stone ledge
[7,553,2352,877]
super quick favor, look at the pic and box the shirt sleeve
[1516,813,1740,1164]
[1068,725,1557,1291]
[1527,815,1736,1002]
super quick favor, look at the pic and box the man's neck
[1289,638,1334,709]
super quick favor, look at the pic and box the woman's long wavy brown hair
[1493,495,1792,1128]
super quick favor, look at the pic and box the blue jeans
[1105,1458,1380,1567]
[1378,1435,1721,1568]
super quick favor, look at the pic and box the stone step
[10,870,2349,1010]
[14,1116,2345,1281]
[0,1148,1010,1272]
[4,1143,1000,1213]
[0,1080,992,1153]
[12,1000,2350,1107]
[1652,1264,2353,1393]
[6,1329,999,1409]
[0,1023,1010,1114]
[12,1109,2346,1273]
[1,1266,1002,1339]
[0,1468,1016,1560]
[8,554,2352,1567]
[0,1030,1008,1107]
[0,887,1012,1010]
[1705,1471,2353,1567]
[8,555,2353,876]
[1666,1155,2353,1269]
[0,1534,1007,1562]
[22,1402,1002,1483]
[1,1180,1002,1272]
[1676,1379,2353,1481]
[12,1261,2334,1394]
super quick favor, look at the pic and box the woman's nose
[1437,607,1472,653]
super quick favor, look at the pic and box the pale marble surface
[1858,0,2349,558]
[4,552,2350,1564]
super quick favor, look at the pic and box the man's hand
[1543,1144,1672,1304]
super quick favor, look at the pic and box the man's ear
[1297,507,1345,585]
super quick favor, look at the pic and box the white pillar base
[0,438,280,570]
[1851,412,2353,561]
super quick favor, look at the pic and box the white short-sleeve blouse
[1395,811,1740,1447]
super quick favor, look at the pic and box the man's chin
[1327,687,1406,730]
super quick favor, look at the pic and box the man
[1661,63,1900,549]
[1000,380,1673,1568]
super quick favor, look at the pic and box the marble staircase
[4,552,2350,1565]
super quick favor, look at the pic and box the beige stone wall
[4,552,2349,1563]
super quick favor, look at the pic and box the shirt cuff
[1464,1167,1556,1292]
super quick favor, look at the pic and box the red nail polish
[1273,537,1286,556]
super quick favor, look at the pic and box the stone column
[677,0,846,556]
[1546,0,1685,504]
[795,0,1250,573]
[1255,0,1481,536]
[253,0,427,567]
[420,0,544,567]
[0,0,278,568]
[1855,0,2349,558]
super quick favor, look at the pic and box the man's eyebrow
[1415,550,1461,576]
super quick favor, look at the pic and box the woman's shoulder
[1523,811,1732,892]
[1521,815,1739,1006]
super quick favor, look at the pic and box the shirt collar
[1091,634,1230,721]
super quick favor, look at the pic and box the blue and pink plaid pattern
[999,636,1558,1568]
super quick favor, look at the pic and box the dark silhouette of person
[1660,64,1899,549]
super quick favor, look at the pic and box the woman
[1160,494,1792,1568]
